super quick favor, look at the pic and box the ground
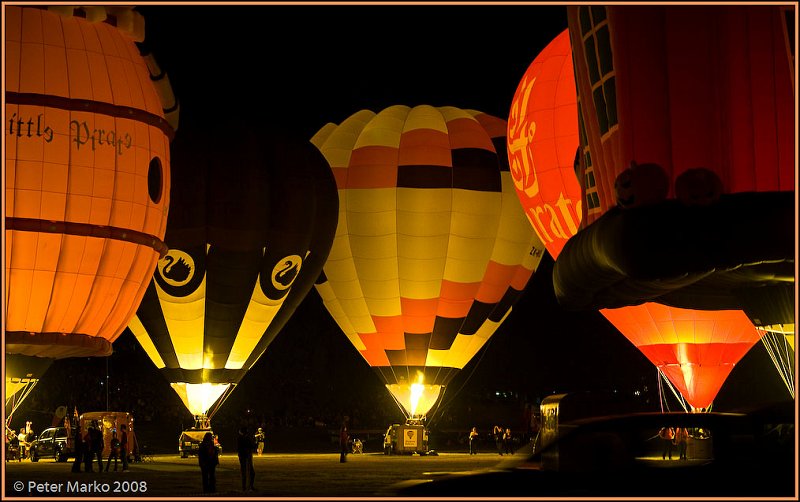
[4,451,510,498]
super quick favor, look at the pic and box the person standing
[198,432,218,493]
[255,427,265,456]
[493,425,504,455]
[339,424,349,463]
[71,422,83,472]
[119,424,129,471]
[105,430,121,472]
[90,421,104,472]
[675,427,689,460]
[83,424,94,472]
[17,429,27,460]
[503,428,515,455]
[237,427,256,492]
[469,427,479,455]
[659,426,675,460]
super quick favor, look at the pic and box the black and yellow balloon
[128,122,338,418]
[312,105,545,419]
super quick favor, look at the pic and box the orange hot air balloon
[601,303,763,410]
[507,29,582,259]
[5,7,173,376]
[312,105,545,419]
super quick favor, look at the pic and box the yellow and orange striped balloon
[312,105,545,417]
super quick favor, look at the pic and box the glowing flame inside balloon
[386,373,442,419]
[170,383,231,416]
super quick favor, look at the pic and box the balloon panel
[5,6,171,359]
[313,105,545,387]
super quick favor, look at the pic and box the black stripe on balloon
[430,316,464,350]
[451,148,502,192]
[489,136,511,172]
[203,247,262,367]
[460,300,495,335]
[135,281,181,369]
[6,91,175,140]
[397,165,452,189]
[488,287,523,323]
[239,132,340,373]
[373,366,460,387]
[159,367,248,385]
[7,217,168,258]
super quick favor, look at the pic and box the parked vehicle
[29,426,72,462]
[178,416,221,458]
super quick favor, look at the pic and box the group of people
[4,421,34,461]
[197,426,265,493]
[466,426,515,455]
[71,420,130,472]
[658,426,689,460]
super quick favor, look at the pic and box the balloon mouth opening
[386,377,443,419]
[171,382,231,416]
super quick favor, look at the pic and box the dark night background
[6,4,792,450]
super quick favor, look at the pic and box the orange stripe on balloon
[331,167,348,190]
[437,280,480,317]
[400,297,438,334]
[347,146,398,189]
[360,347,390,366]
[398,129,452,167]
[469,112,508,139]
[510,264,535,291]
[359,331,403,358]
[445,117,496,151]
[371,317,405,344]
[475,261,517,303]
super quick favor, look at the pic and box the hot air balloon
[5,6,174,412]
[555,4,794,311]
[511,15,792,410]
[600,304,762,410]
[127,119,338,421]
[507,29,581,260]
[311,105,545,419]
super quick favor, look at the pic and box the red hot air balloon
[547,5,794,410]
[508,29,582,260]
[555,4,794,315]
[5,7,173,388]
[601,303,762,410]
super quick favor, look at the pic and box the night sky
[10,4,791,432]
[132,4,788,414]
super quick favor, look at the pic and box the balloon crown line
[40,5,145,42]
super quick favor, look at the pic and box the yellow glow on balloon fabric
[386,382,443,419]
[170,382,231,416]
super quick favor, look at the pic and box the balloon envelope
[601,303,762,409]
[508,29,581,259]
[129,122,338,417]
[311,105,545,418]
[5,8,171,372]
